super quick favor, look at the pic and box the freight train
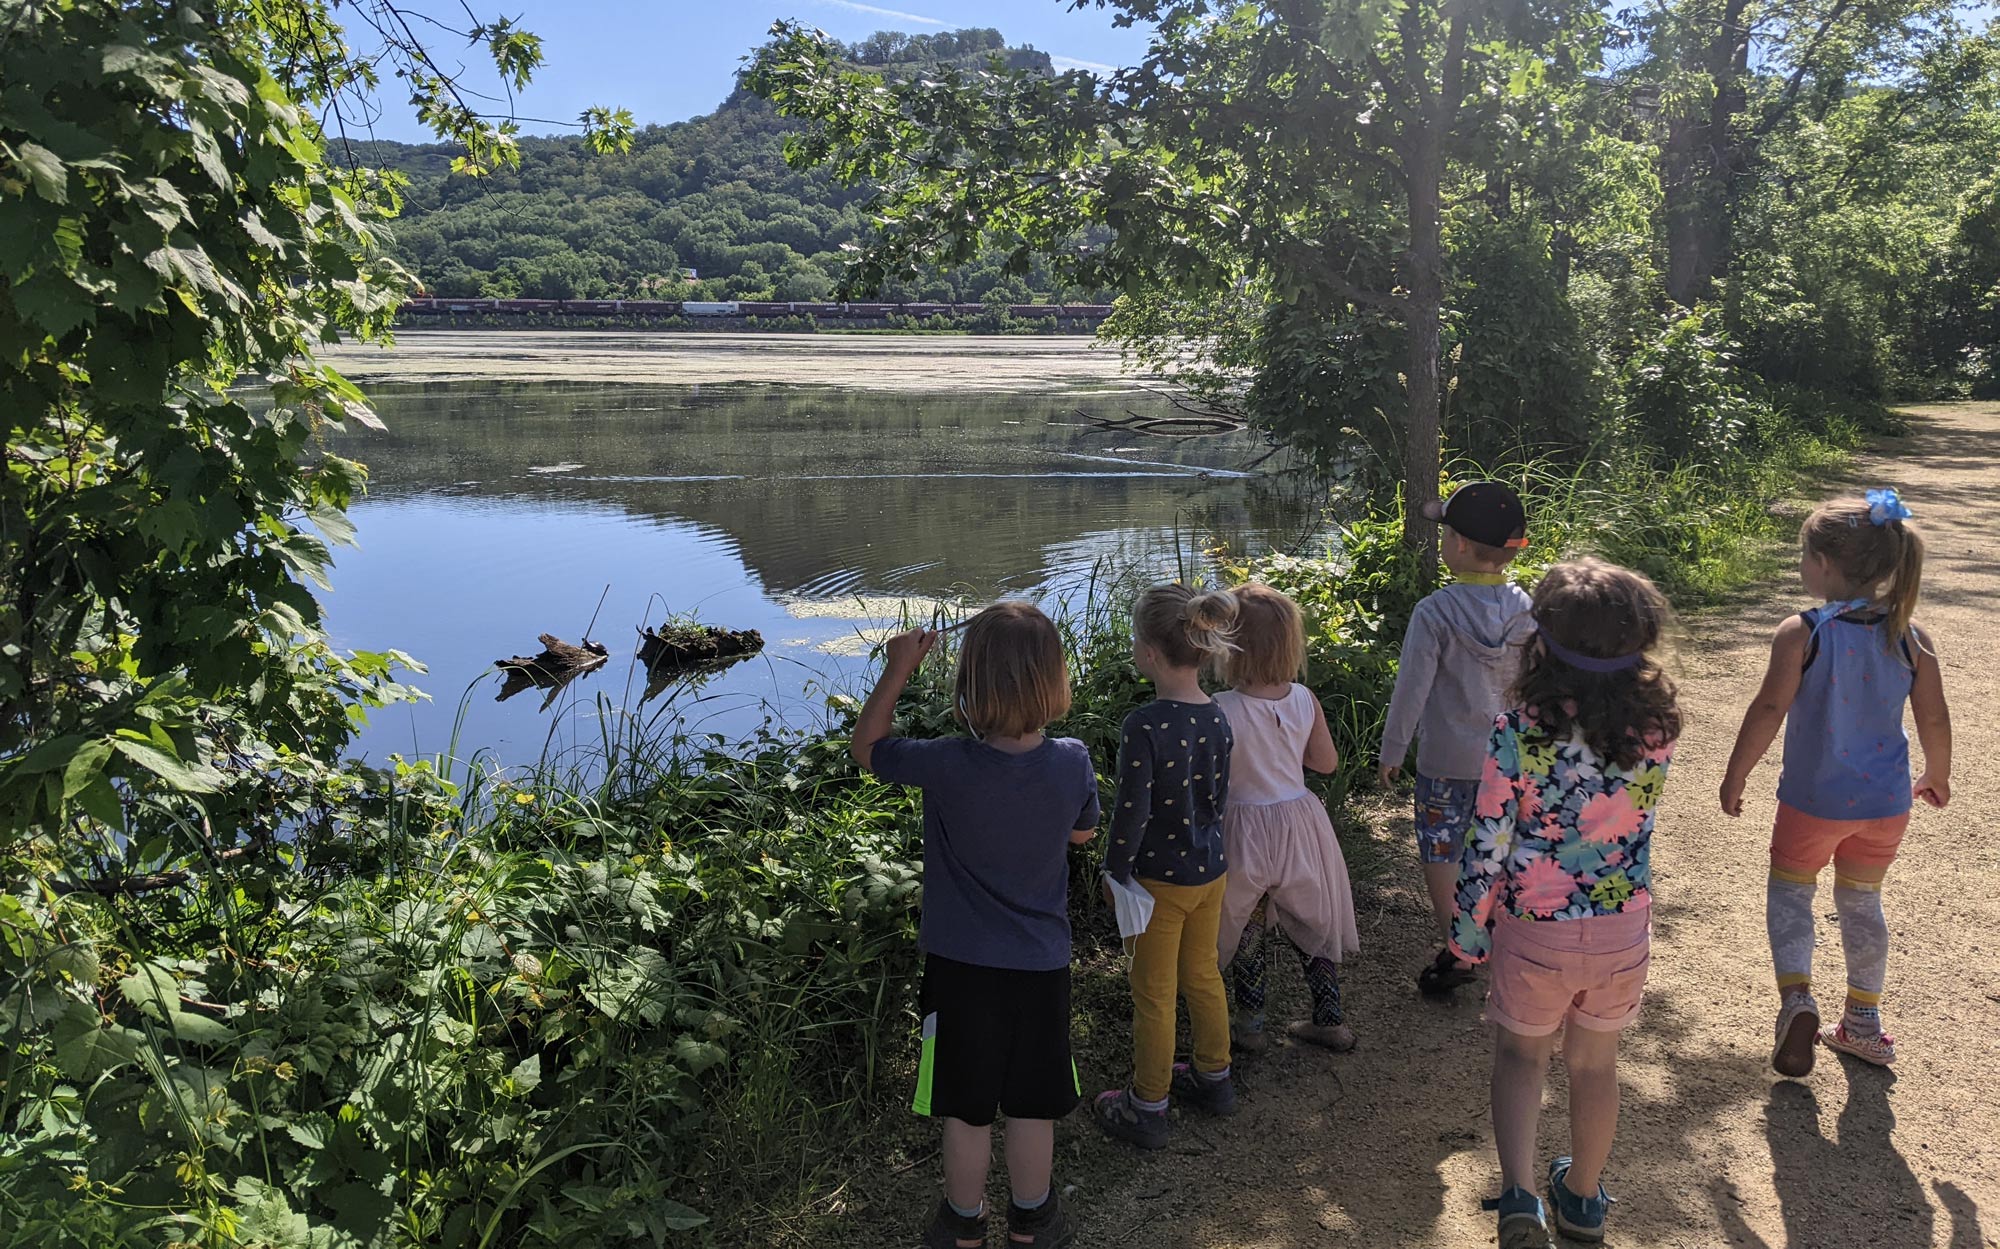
[397,297,1115,320]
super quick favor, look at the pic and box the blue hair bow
[1865,487,1913,526]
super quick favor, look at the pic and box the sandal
[921,1198,988,1249]
[1005,1189,1077,1247]
[1482,1186,1551,1249]
[1417,946,1478,997]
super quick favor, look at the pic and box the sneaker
[1232,1013,1270,1054]
[1286,1021,1358,1052]
[920,1199,988,1249]
[1005,1190,1077,1248]
[1092,1087,1169,1149]
[1821,1021,1897,1066]
[1481,1185,1551,1249]
[1546,1158,1612,1243]
[1170,1062,1239,1116]
[1771,993,1820,1078]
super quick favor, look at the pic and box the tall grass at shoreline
[0,399,1884,1247]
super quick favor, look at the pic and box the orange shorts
[1486,907,1652,1038]
[1769,802,1909,876]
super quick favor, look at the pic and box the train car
[735,301,792,316]
[682,301,740,317]
[621,300,681,316]
[844,303,898,317]
[900,302,952,318]
[1009,304,1063,318]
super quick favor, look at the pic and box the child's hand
[1719,773,1747,817]
[1069,828,1097,845]
[882,627,936,675]
[1915,772,1950,809]
[1377,762,1400,789]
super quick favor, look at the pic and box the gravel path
[1068,402,1999,1248]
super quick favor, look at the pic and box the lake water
[319,334,1310,769]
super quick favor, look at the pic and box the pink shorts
[1486,908,1652,1037]
[1770,802,1909,875]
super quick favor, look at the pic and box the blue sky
[351,1,1153,142]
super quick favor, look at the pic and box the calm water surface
[322,348,1307,766]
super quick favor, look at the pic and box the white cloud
[1051,54,1119,73]
[814,0,945,26]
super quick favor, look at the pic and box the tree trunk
[1663,0,1751,306]
[1404,123,1445,579]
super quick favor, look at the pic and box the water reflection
[321,380,1309,765]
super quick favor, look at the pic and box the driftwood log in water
[637,623,765,672]
[495,633,610,704]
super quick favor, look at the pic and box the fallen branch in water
[495,633,610,705]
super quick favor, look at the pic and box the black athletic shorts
[912,953,1079,1126]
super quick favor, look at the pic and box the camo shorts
[1413,773,1479,865]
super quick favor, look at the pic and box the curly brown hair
[1513,558,1681,769]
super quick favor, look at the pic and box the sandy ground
[321,331,1139,391]
[1036,402,2000,1249]
[832,403,1995,1249]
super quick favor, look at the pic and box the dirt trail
[1071,403,2000,1248]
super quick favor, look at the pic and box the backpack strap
[1799,611,1823,673]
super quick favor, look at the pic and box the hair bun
[1183,589,1240,654]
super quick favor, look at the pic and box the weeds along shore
[0,398,1884,1247]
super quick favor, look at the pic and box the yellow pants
[1129,874,1231,1102]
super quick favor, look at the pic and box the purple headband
[1539,631,1646,674]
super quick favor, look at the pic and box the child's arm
[1100,721,1153,883]
[1377,606,1439,786]
[849,627,936,773]
[1910,625,1952,808]
[1719,615,1810,817]
[1303,692,1340,775]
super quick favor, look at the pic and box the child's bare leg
[1492,1024,1557,1191]
[941,1117,992,1220]
[1559,1025,1622,1195]
[1423,861,1459,939]
[1001,1118,1053,1208]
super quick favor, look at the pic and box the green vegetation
[358,30,1110,305]
[749,9,2000,562]
[2,1,1992,1247]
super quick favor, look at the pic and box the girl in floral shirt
[1449,558,1681,1249]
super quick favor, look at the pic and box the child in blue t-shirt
[852,602,1100,1249]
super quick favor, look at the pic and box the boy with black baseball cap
[1377,482,1537,995]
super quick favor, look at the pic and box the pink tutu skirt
[1216,790,1360,967]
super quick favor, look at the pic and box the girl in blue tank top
[1721,489,1952,1076]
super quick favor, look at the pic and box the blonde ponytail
[1134,583,1239,670]
[1881,522,1925,658]
[1800,494,1927,663]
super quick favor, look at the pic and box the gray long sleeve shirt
[1378,582,1537,782]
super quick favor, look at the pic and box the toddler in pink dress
[1213,584,1361,1052]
